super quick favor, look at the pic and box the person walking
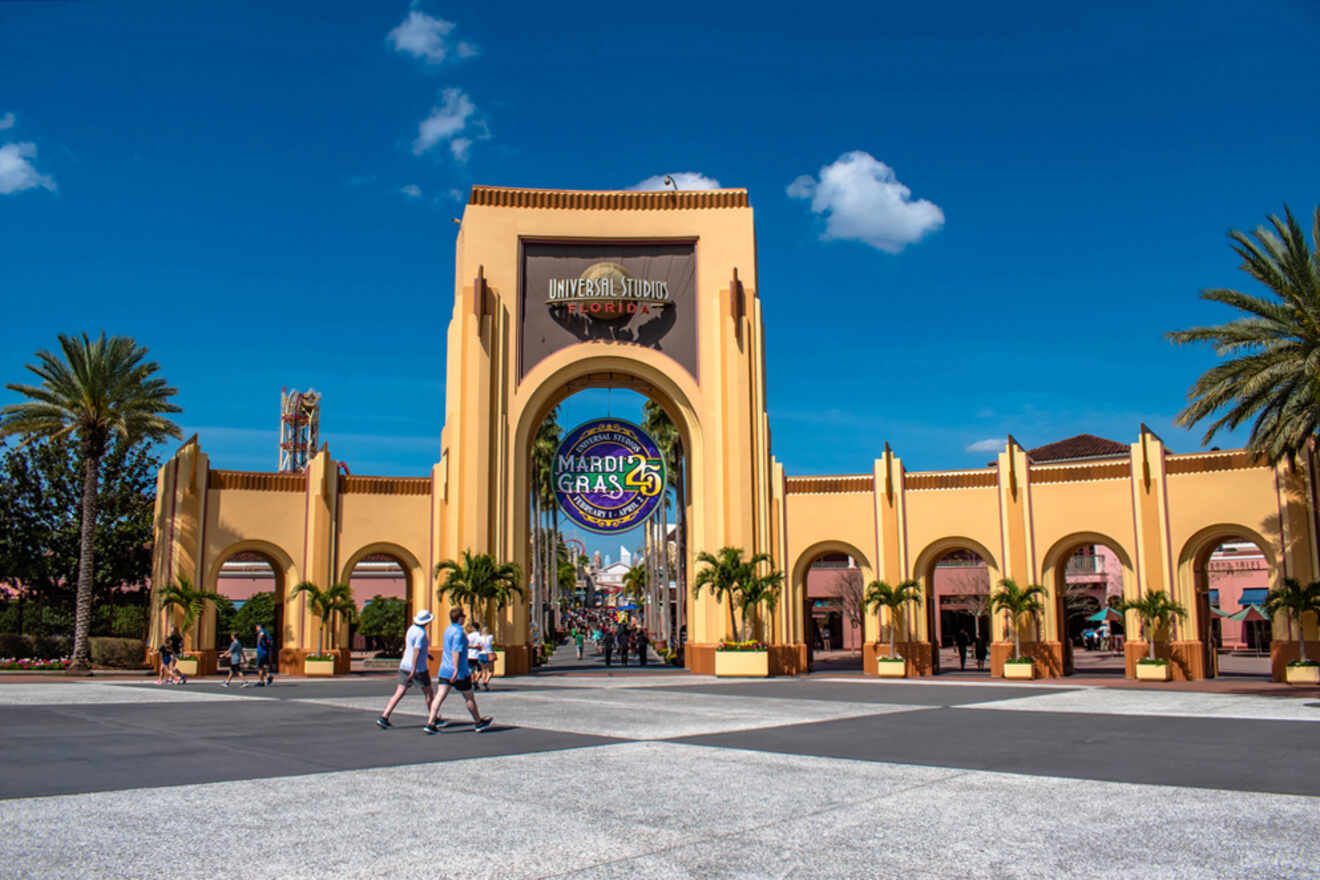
[377,610,436,730]
[156,640,183,685]
[222,631,249,687]
[254,624,274,687]
[423,607,492,734]
[601,626,614,667]
[476,624,495,691]
[635,628,650,667]
[466,622,483,685]
[974,633,988,672]
[574,627,585,661]
[617,623,630,667]
[166,626,187,684]
[955,628,970,671]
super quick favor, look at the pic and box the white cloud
[400,184,422,198]
[0,113,14,131]
[388,11,476,64]
[0,142,55,195]
[449,137,471,162]
[412,88,477,156]
[965,437,1006,453]
[787,151,943,253]
[630,172,722,191]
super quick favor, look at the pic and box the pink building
[1207,542,1270,650]
[806,553,864,650]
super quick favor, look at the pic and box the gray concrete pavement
[2,674,1317,878]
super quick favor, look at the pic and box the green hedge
[90,637,147,668]
[0,633,72,660]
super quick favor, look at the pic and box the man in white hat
[377,609,435,729]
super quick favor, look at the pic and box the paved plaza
[3,666,1319,879]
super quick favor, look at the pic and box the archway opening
[523,384,689,674]
[214,550,284,666]
[1057,544,1127,677]
[1200,538,1272,679]
[346,553,410,670]
[931,549,992,675]
[804,551,866,672]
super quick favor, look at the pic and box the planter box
[715,650,769,678]
[875,658,907,678]
[304,658,336,677]
[1285,664,1320,685]
[1136,662,1172,681]
[1003,661,1034,680]
[493,649,506,677]
[174,657,199,677]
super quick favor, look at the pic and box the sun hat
[413,609,434,625]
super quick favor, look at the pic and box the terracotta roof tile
[1027,434,1129,463]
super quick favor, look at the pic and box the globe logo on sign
[553,419,667,535]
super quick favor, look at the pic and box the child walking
[222,631,249,687]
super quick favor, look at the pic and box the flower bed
[716,640,766,652]
[0,657,71,671]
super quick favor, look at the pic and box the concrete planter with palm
[0,333,182,674]
[864,579,921,676]
[1265,577,1320,683]
[989,579,1047,677]
[1120,589,1187,680]
[292,581,356,674]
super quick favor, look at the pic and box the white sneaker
[241,682,250,688]
[222,682,230,687]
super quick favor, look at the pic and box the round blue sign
[553,419,667,535]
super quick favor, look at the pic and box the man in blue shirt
[423,606,492,734]
[254,624,274,687]
[377,610,436,729]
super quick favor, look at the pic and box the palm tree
[1120,589,1188,661]
[291,581,355,657]
[1167,205,1320,465]
[737,566,784,642]
[692,547,778,642]
[1264,577,1320,664]
[644,400,683,641]
[623,564,648,609]
[863,580,922,659]
[989,579,1048,660]
[435,550,522,625]
[157,575,210,653]
[529,410,560,637]
[0,332,182,673]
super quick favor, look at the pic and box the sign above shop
[545,261,673,320]
[553,418,667,535]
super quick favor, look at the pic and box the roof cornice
[467,185,749,210]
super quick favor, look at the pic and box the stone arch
[199,539,299,668]
[338,541,427,649]
[1177,522,1281,678]
[1039,530,1138,675]
[910,537,1002,673]
[509,346,705,646]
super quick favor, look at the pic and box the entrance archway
[1040,532,1135,677]
[516,380,692,671]
[791,540,874,673]
[338,543,420,670]
[203,539,298,673]
[1178,524,1278,679]
[912,537,1002,675]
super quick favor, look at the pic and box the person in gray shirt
[222,632,249,688]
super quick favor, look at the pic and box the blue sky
[3,2,1318,558]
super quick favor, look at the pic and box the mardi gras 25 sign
[552,419,667,535]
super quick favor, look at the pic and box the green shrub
[357,596,407,656]
[233,592,278,645]
[110,605,149,639]
[0,632,30,658]
[90,637,147,668]
[28,634,71,659]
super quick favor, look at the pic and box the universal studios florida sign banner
[553,419,666,535]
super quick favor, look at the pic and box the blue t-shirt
[255,630,271,657]
[437,623,470,679]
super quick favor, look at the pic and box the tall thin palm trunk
[73,453,100,670]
